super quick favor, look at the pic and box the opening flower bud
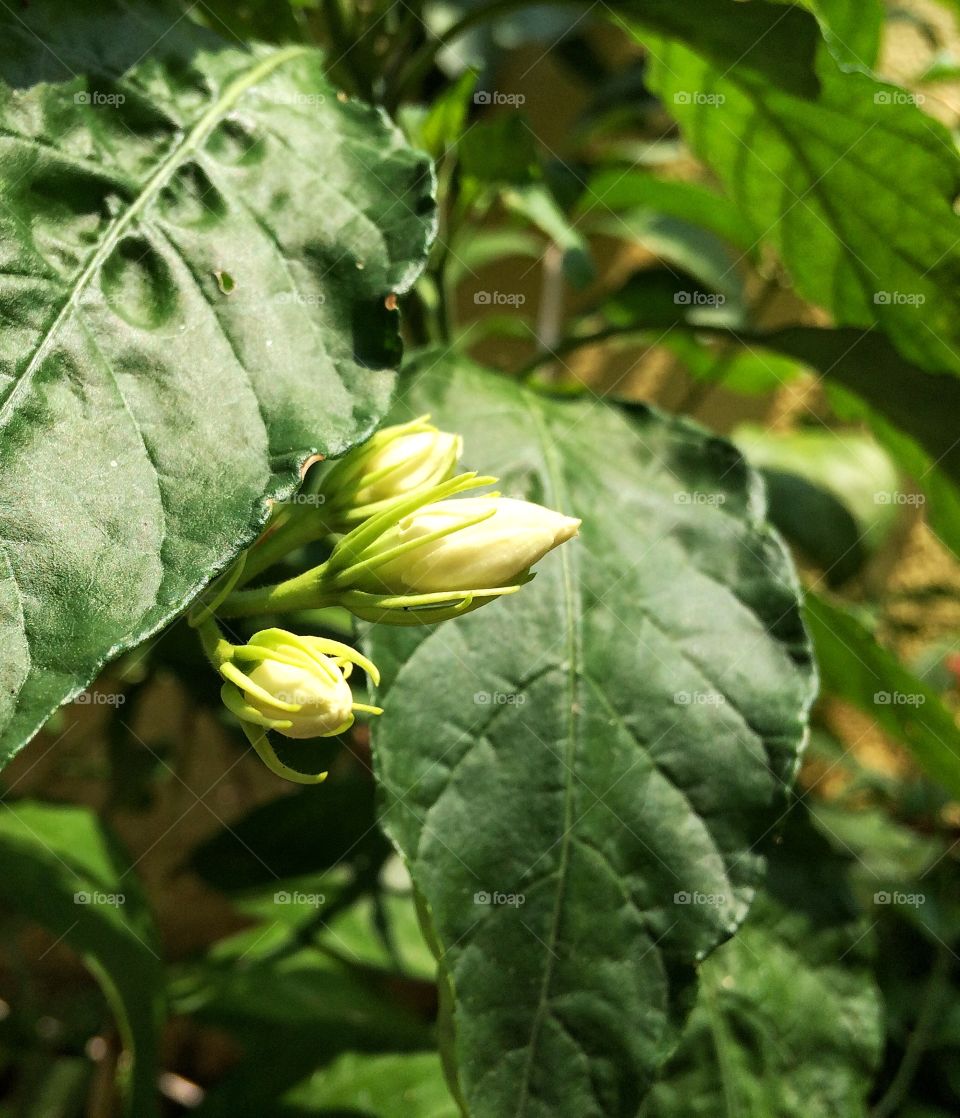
[355,496,581,594]
[323,415,462,520]
[219,629,381,740]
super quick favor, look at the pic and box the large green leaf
[637,15,960,376]
[367,355,815,1117]
[0,0,435,765]
[642,810,883,1117]
[0,800,164,1118]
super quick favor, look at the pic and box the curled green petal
[220,682,293,732]
[241,723,329,786]
[220,661,302,714]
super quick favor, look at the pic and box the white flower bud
[322,416,462,520]
[243,656,354,739]
[358,497,581,593]
[353,429,462,506]
[219,630,380,740]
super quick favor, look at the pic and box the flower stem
[218,566,335,618]
[195,617,234,669]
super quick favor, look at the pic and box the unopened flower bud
[219,629,381,739]
[217,474,584,628]
[323,415,462,522]
[355,497,581,594]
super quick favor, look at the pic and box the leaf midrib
[513,395,583,1118]
[0,42,311,428]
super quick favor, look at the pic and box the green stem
[219,566,335,619]
[195,617,234,670]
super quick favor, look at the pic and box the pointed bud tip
[555,515,581,543]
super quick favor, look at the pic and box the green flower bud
[322,415,462,522]
[219,628,381,740]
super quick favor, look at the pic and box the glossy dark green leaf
[367,354,816,1117]
[642,810,883,1117]
[403,72,477,159]
[0,800,164,1118]
[756,470,868,586]
[741,328,960,494]
[0,0,435,766]
[804,592,960,799]
[458,115,539,187]
[638,21,960,376]
[172,937,429,1045]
